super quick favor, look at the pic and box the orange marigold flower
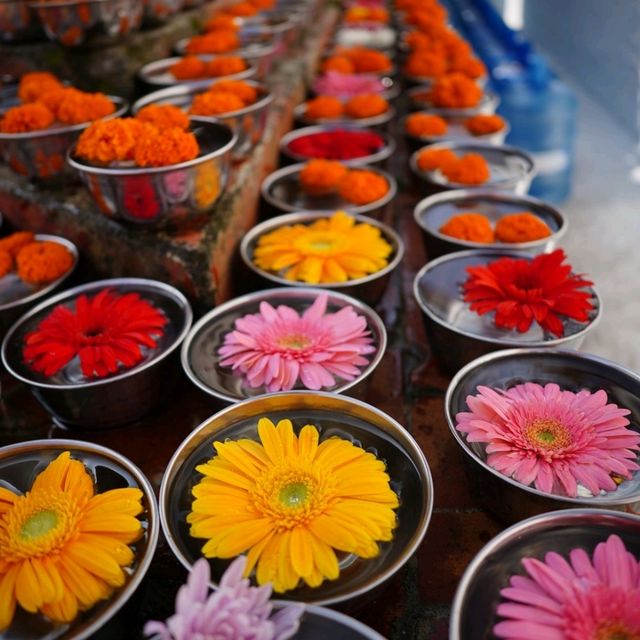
[443,34,474,59]
[0,250,12,278]
[439,212,494,243]
[186,30,240,55]
[406,4,448,26]
[344,6,389,23]
[442,153,490,185]
[0,231,35,257]
[0,103,54,133]
[47,88,116,125]
[464,114,506,136]
[249,0,275,8]
[134,126,199,167]
[404,51,448,79]
[206,55,247,77]
[405,113,448,137]
[190,91,245,116]
[450,54,486,79]
[17,72,62,103]
[16,241,74,284]
[203,14,239,32]
[404,31,445,55]
[209,79,257,105]
[428,73,483,108]
[339,169,389,205]
[416,147,458,172]
[170,56,207,80]
[344,93,388,119]
[223,2,257,17]
[76,118,149,164]
[495,212,552,243]
[304,95,344,120]
[321,56,356,74]
[341,47,392,73]
[136,104,190,130]
[299,159,348,195]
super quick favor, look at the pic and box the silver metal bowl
[309,75,400,102]
[0,438,159,640]
[29,0,143,45]
[414,189,567,260]
[0,95,128,183]
[132,82,272,161]
[0,0,43,43]
[159,391,434,606]
[0,233,79,339]
[410,141,536,196]
[450,508,640,640]
[137,55,258,91]
[293,605,385,639]
[181,287,387,403]
[333,25,397,51]
[294,102,396,130]
[413,250,601,373]
[1,277,193,429]
[279,124,396,167]
[407,85,499,117]
[261,163,397,216]
[237,13,298,48]
[445,349,640,522]
[241,211,404,305]
[67,118,236,225]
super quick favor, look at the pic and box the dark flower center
[82,326,105,339]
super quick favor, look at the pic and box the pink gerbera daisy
[455,382,640,497]
[494,534,640,640]
[217,293,375,392]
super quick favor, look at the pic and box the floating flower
[312,71,385,99]
[494,212,552,243]
[218,293,375,391]
[16,241,74,284]
[0,103,54,133]
[456,382,640,497]
[210,79,257,105]
[441,153,490,185]
[75,118,151,164]
[344,93,388,119]
[144,556,303,640]
[440,212,494,243]
[190,90,245,116]
[186,30,240,55]
[188,418,399,592]
[427,73,483,108]
[170,56,207,80]
[465,114,506,136]
[304,95,344,120]
[338,168,389,205]
[299,159,348,195]
[287,129,384,161]
[494,535,640,640]
[0,451,143,630]
[23,288,168,378]
[253,210,393,284]
[136,104,190,131]
[134,127,199,168]
[17,71,62,103]
[416,147,458,172]
[405,112,448,137]
[0,231,35,257]
[206,55,247,77]
[462,249,595,337]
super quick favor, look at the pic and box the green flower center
[279,482,310,509]
[20,510,59,541]
[525,418,571,451]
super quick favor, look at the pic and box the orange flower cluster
[464,114,506,136]
[417,148,491,185]
[211,79,258,104]
[136,104,190,130]
[304,96,344,120]
[223,1,258,17]
[188,79,259,117]
[134,127,199,168]
[298,160,389,205]
[170,55,248,80]
[304,94,389,121]
[416,148,458,172]
[186,30,240,55]
[405,113,448,137]
[322,47,393,74]
[0,103,54,133]
[344,6,389,23]
[426,73,484,108]
[76,118,147,164]
[440,211,552,243]
[40,87,116,125]
[17,72,62,103]
[439,212,494,243]
[204,14,239,32]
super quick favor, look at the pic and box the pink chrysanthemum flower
[494,534,640,640]
[144,556,304,640]
[218,293,375,392]
[455,382,639,497]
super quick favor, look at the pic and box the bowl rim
[174,37,278,59]
[413,188,568,251]
[413,250,602,347]
[293,102,396,129]
[67,117,238,176]
[180,286,388,403]
[29,0,135,7]
[1,276,193,390]
[158,390,434,606]
[294,604,386,639]
[444,348,640,505]
[240,210,405,289]
[0,437,160,640]
[406,85,500,115]
[260,162,398,214]
[279,123,397,165]
[449,507,640,640]
[0,95,128,140]
[409,141,537,189]
[0,233,79,312]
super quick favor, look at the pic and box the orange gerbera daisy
[133,127,199,167]
[0,452,143,630]
[170,56,207,80]
[190,91,245,116]
[135,104,190,130]
[188,418,398,593]
[186,30,241,55]
[304,96,344,120]
[17,72,62,103]
[405,113,448,137]
[442,153,490,185]
[338,169,389,205]
[209,79,257,105]
[299,159,348,195]
[0,103,54,133]
[344,94,388,119]
[206,55,247,77]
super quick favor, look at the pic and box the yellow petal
[308,514,357,553]
[297,425,319,464]
[15,559,43,612]
[56,556,111,608]
[308,533,339,581]
[40,585,78,623]
[0,487,17,516]
[244,530,275,576]
[257,418,284,463]
[289,527,313,578]
[85,488,143,516]
[64,541,126,586]
[256,531,285,588]
[31,452,94,505]
[0,565,19,632]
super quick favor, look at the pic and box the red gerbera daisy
[462,250,594,337]
[23,289,168,379]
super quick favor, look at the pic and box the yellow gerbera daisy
[0,451,144,631]
[188,417,399,593]
[252,210,393,284]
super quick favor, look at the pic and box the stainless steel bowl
[68,118,236,225]
[159,391,434,606]
[414,189,567,260]
[407,85,499,116]
[294,605,385,639]
[294,102,396,130]
[445,349,640,522]
[279,124,396,167]
[309,75,400,102]
[137,55,258,90]
[0,233,79,339]
[0,438,159,640]
[29,0,143,45]
[0,95,128,183]
[261,163,397,216]
[413,250,601,373]
[2,277,193,429]
[181,287,387,403]
[132,82,271,161]
[410,141,536,196]
[241,211,404,305]
[237,14,298,48]
[0,0,43,43]
[450,508,640,640]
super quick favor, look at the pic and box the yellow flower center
[524,418,571,451]
[277,334,312,350]
[596,622,640,640]
[293,231,349,256]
